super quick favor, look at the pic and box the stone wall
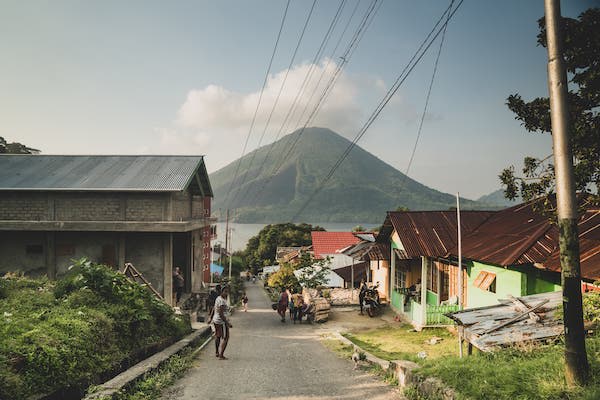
[305,287,360,306]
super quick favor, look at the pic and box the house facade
[0,155,216,305]
[446,200,599,308]
[379,210,495,328]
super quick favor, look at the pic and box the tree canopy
[244,223,325,272]
[0,136,40,154]
[500,8,599,206]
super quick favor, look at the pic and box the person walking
[173,267,185,305]
[358,279,368,315]
[242,292,249,312]
[277,287,288,323]
[213,286,232,360]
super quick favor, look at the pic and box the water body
[215,222,379,251]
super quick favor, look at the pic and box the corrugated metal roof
[450,201,600,281]
[0,155,212,195]
[311,231,361,257]
[386,211,495,258]
[449,202,555,266]
[544,210,600,281]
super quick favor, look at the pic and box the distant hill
[209,127,492,223]
[477,189,520,208]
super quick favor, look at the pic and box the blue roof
[0,155,213,195]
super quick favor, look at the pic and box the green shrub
[0,259,191,400]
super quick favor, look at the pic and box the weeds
[0,259,191,400]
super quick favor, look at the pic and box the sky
[0,0,596,200]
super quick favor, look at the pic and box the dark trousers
[175,287,183,303]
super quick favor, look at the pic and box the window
[473,271,496,293]
[427,259,438,293]
[394,266,406,291]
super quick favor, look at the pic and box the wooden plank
[507,294,541,322]
[480,299,549,336]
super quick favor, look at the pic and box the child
[242,292,249,312]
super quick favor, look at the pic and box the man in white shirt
[212,286,232,360]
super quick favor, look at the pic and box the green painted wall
[391,289,402,310]
[526,269,562,294]
[466,261,526,308]
[426,290,438,306]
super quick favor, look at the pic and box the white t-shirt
[212,296,228,324]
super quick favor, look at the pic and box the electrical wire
[290,0,464,222]
[245,0,363,204]
[221,0,298,210]
[398,0,454,196]
[252,0,381,205]
[231,0,346,205]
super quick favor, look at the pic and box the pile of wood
[312,298,331,323]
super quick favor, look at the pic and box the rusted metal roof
[544,209,600,281]
[0,155,213,196]
[449,201,600,281]
[384,211,494,258]
[450,202,556,266]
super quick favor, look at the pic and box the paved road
[161,282,403,400]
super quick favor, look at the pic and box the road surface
[160,281,403,400]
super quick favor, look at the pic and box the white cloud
[147,60,420,172]
[176,59,364,141]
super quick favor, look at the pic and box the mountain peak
[209,127,488,223]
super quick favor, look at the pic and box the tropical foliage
[0,259,190,400]
[244,222,324,273]
[0,136,39,154]
[500,8,600,206]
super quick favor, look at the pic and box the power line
[221,0,293,211]
[246,0,363,205]
[399,0,454,195]
[291,0,464,222]
[231,0,345,206]
[253,0,381,205]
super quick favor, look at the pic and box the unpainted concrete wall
[0,231,47,275]
[125,233,167,295]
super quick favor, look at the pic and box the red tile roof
[385,211,495,258]
[311,231,361,257]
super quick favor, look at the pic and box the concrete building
[0,155,216,305]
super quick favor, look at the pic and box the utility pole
[544,0,588,385]
[224,209,230,256]
[456,192,463,358]
[228,226,233,283]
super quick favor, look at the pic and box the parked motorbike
[363,284,382,317]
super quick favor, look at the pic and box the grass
[412,336,600,400]
[343,323,458,363]
[112,347,197,400]
[343,323,600,399]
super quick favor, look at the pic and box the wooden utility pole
[544,0,588,385]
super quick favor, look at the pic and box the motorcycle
[363,284,382,317]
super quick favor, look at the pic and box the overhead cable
[291,0,464,222]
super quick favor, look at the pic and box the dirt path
[160,282,403,400]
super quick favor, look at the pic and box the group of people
[276,287,310,323]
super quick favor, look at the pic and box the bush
[0,259,191,400]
